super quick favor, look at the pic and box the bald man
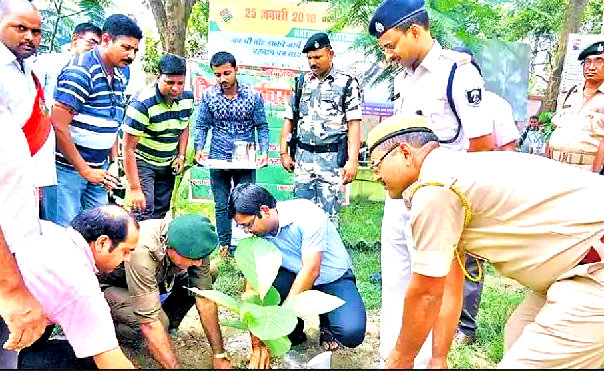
[0,1,51,368]
[0,0,56,202]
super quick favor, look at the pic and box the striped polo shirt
[122,83,194,166]
[54,47,129,167]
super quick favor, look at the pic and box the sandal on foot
[319,328,340,351]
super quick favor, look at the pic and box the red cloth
[21,73,51,156]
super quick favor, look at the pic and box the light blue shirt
[265,199,352,285]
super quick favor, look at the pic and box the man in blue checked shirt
[195,51,269,256]
[44,14,142,227]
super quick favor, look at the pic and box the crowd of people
[0,0,603,368]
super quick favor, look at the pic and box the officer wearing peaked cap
[367,114,604,369]
[368,0,495,367]
[549,40,604,172]
[280,32,363,226]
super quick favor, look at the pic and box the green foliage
[189,237,345,357]
[142,30,162,75]
[234,237,282,299]
[538,110,557,141]
[186,0,210,58]
[39,0,110,53]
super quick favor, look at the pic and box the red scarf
[21,72,52,156]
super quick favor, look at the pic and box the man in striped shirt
[123,54,193,221]
[44,14,142,227]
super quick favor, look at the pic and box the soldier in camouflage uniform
[280,33,362,225]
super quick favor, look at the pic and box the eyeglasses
[239,215,257,233]
[370,145,399,172]
[80,37,100,46]
[582,57,604,69]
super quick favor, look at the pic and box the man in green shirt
[122,54,193,221]
[98,214,231,369]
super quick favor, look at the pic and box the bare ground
[123,308,381,369]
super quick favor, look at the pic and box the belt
[549,149,595,165]
[578,246,602,265]
[297,141,339,153]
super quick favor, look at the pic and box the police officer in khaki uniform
[98,215,231,369]
[549,41,604,171]
[368,0,494,365]
[368,115,604,369]
[280,33,362,225]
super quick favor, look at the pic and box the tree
[38,0,111,53]
[146,0,204,56]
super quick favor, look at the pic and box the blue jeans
[0,320,17,369]
[273,267,366,348]
[42,163,108,227]
[209,169,255,246]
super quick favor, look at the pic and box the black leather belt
[297,141,339,153]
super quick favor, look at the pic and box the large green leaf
[262,286,281,306]
[221,320,249,331]
[241,290,262,305]
[235,237,282,300]
[264,336,291,357]
[240,303,297,340]
[187,288,241,313]
[284,290,345,317]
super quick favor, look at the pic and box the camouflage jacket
[285,68,363,145]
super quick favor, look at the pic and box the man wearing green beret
[98,214,231,369]
[367,114,604,369]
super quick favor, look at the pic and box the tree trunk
[148,0,198,56]
[542,0,588,112]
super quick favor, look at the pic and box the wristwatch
[213,352,228,359]
[177,154,185,160]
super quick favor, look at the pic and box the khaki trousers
[499,263,604,368]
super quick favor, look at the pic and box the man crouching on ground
[228,183,366,367]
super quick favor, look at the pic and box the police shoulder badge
[375,22,384,34]
[466,88,482,106]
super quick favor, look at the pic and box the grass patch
[449,264,526,368]
[340,199,384,248]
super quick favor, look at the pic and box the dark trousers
[0,319,17,369]
[458,255,485,337]
[131,160,175,222]
[17,326,96,369]
[210,169,255,246]
[272,267,366,348]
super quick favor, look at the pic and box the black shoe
[288,331,307,346]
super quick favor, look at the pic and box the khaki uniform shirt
[404,148,604,292]
[111,219,212,323]
[549,83,604,169]
[284,68,363,145]
[393,41,492,152]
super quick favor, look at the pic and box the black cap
[369,0,427,39]
[578,41,604,61]
[302,32,331,53]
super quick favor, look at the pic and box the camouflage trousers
[294,148,343,225]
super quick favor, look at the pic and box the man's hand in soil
[213,357,232,369]
[249,335,270,369]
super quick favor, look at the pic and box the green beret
[166,214,218,259]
